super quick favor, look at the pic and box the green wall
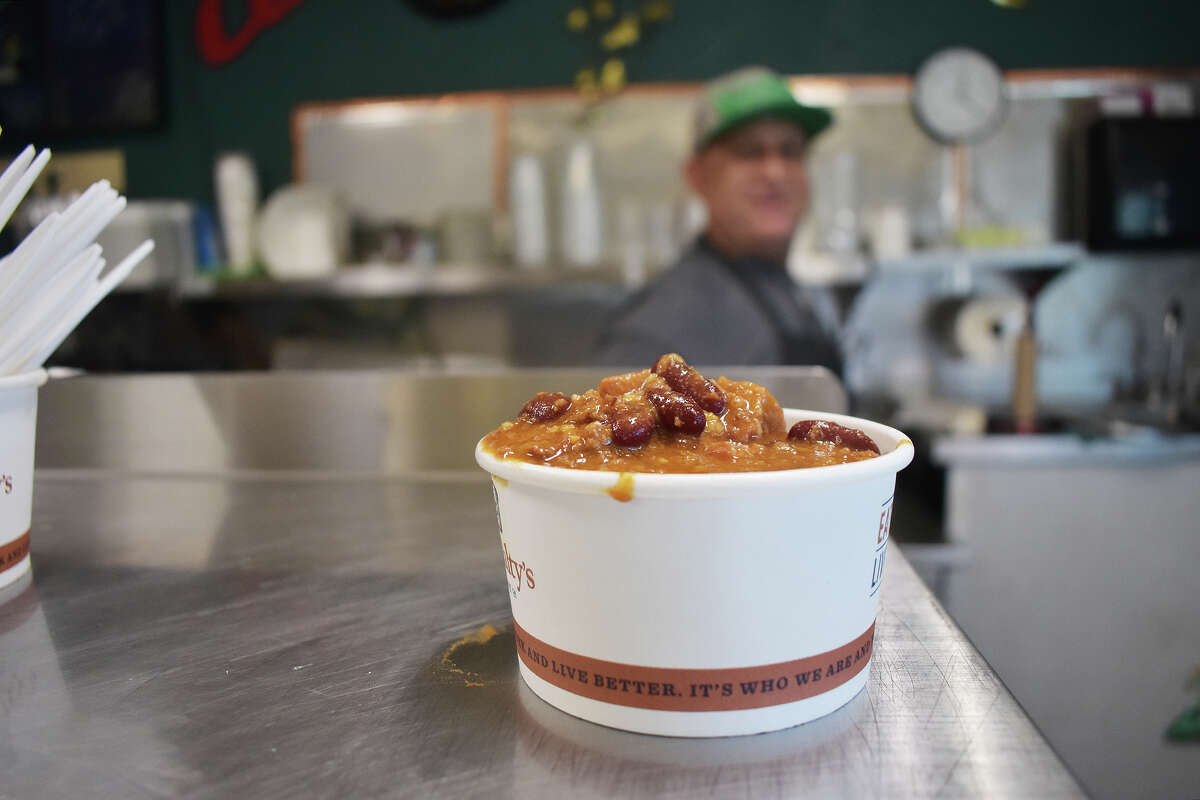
[45,0,1200,205]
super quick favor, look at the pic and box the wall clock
[912,47,1008,144]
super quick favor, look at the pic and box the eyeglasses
[722,133,809,163]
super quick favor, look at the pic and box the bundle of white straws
[0,141,154,375]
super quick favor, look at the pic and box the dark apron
[705,240,843,372]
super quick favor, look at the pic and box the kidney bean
[787,420,816,440]
[610,394,656,447]
[652,353,726,414]
[788,419,880,454]
[644,382,706,435]
[520,392,572,422]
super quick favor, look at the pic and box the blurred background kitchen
[3,0,1198,796]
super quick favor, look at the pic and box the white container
[509,153,549,270]
[476,408,914,737]
[560,139,603,268]
[257,184,349,280]
[214,152,259,275]
[0,370,47,589]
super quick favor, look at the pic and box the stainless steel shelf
[162,245,1087,300]
[874,242,1086,274]
[177,263,627,300]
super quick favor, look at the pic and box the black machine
[1084,116,1200,251]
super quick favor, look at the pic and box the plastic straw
[0,146,36,208]
[0,138,156,376]
[13,239,154,372]
[0,147,50,233]
[0,212,62,298]
[0,246,103,371]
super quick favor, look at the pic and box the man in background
[594,67,842,371]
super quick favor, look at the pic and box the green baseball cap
[692,67,833,153]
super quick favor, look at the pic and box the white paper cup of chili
[0,370,47,590]
[476,408,913,737]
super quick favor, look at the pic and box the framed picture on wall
[0,0,165,137]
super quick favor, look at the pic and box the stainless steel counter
[930,435,1200,799]
[1,371,1083,798]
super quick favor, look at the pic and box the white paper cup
[0,370,47,590]
[476,408,913,737]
